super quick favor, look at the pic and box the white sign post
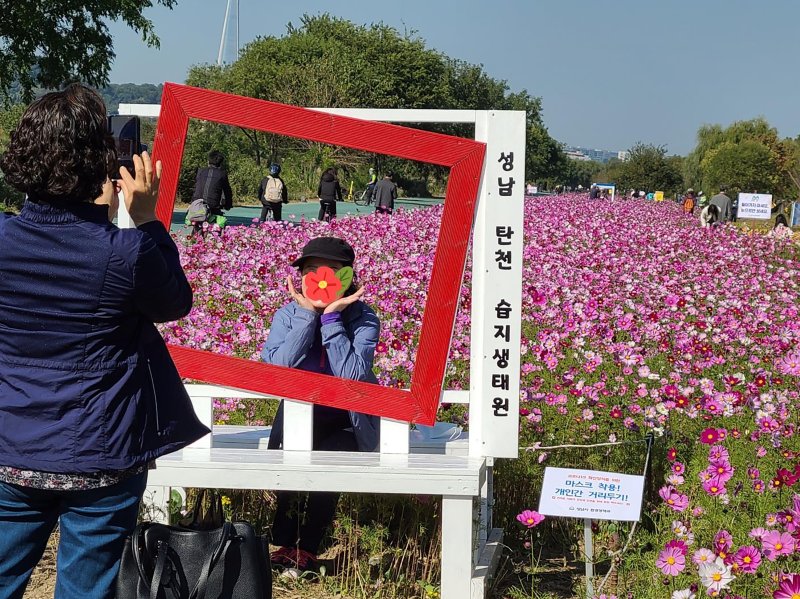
[539,466,646,598]
[737,193,772,220]
[470,111,525,461]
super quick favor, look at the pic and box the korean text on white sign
[737,193,772,220]
[538,467,645,522]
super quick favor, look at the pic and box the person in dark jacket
[373,171,398,215]
[191,149,233,234]
[0,84,208,599]
[257,163,288,222]
[317,167,342,221]
[710,186,733,223]
[262,237,380,575]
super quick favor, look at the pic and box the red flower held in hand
[303,266,343,304]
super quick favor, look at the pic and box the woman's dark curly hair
[0,83,116,204]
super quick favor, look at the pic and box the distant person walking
[317,167,342,222]
[366,167,378,201]
[682,188,697,214]
[191,150,233,235]
[373,172,398,215]
[710,186,733,222]
[589,185,599,200]
[258,163,288,222]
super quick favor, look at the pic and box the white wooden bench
[145,385,501,599]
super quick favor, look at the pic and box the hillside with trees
[179,14,565,201]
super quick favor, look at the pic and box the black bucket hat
[291,237,355,269]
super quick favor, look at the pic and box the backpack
[264,177,284,203]
[185,198,208,224]
[683,196,695,214]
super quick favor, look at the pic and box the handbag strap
[189,522,234,599]
[149,541,169,599]
[131,524,152,591]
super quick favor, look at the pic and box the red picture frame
[153,83,485,425]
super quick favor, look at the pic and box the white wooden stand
[122,103,525,599]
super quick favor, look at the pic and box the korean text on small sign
[537,467,646,522]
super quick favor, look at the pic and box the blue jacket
[0,201,209,473]
[261,301,381,451]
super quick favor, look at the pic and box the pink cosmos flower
[761,530,795,561]
[516,510,544,528]
[656,545,686,576]
[665,539,689,555]
[659,486,689,512]
[708,459,734,484]
[732,545,761,574]
[708,445,730,461]
[776,351,800,377]
[692,548,716,566]
[713,530,732,554]
[702,480,726,497]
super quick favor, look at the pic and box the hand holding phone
[108,115,141,179]
[118,151,162,227]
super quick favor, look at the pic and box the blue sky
[108,0,800,155]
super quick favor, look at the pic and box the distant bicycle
[354,185,375,206]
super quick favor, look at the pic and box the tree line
[561,120,800,204]
[177,14,564,202]
[2,4,800,208]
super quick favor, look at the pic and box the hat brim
[291,253,354,268]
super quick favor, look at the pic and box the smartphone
[108,115,141,179]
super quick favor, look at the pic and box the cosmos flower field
[162,195,800,597]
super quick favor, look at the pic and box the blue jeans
[0,471,147,599]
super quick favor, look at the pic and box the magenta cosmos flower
[656,545,686,576]
[700,427,720,444]
[516,510,544,528]
[774,574,800,599]
[732,545,761,574]
[659,486,689,512]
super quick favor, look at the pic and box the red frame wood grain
[153,83,485,425]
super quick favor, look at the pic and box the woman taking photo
[0,84,208,598]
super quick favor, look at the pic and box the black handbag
[117,493,272,599]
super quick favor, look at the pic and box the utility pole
[217,0,240,66]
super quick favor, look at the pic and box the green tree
[99,83,163,113]
[0,104,25,209]
[1,1,177,102]
[562,159,604,189]
[182,14,564,200]
[685,118,796,199]
[610,143,684,193]
[701,140,781,196]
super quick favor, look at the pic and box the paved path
[169,197,441,233]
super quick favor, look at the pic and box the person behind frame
[261,236,380,575]
[0,84,208,599]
